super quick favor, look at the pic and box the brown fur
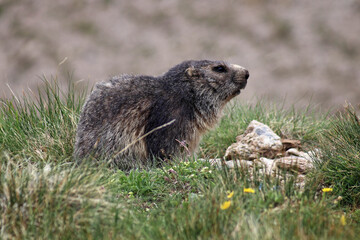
[74,60,249,169]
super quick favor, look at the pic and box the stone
[278,173,307,190]
[295,174,307,189]
[259,157,277,176]
[307,148,322,161]
[286,148,312,161]
[225,160,255,169]
[281,139,301,150]
[224,120,283,160]
[275,156,313,174]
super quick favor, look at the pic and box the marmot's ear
[185,67,200,78]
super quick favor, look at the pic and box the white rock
[286,148,312,161]
[278,173,307,190]
[275,156,313,173]
[307,148,322,161]
[286,148,302,156]
[295,174,307,189]
[225,160,254,169]
[259,157,277,176]
[225,120,283,160]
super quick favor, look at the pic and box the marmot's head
[165,60,249,103]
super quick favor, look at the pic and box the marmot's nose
[244,70,249,80]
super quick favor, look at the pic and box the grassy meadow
[1,80,360,239]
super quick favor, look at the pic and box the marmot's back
[74,60,249,169]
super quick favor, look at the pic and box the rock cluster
[201,120,319,188]
[224,120,283,160]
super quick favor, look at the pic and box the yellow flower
[220,201,231,210]
[227,191,234,199]
[244,188,255,193]
[340,214,346,226]
[322,188,333,192]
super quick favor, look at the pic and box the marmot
[74,60,249,169]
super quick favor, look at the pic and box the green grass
[0,79,86,159]
[200,100,329,157]
[314,105,360,206]
[1,80,360,239]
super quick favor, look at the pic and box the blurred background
[1,0,359,110]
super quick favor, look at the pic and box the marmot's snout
[244,69,250,81]
[240,69,249,89]
[230,64,249,89]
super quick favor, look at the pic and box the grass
[1,79,360,239]
[314,105,360,206]
[0,79,86,158]
[200,100,329,157]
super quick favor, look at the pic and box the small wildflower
[227,191,234,199]
[244,188,255,193]
[340,214,346,226]
[322,188,333,192]
[220,201,231,210]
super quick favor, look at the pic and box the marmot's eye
[212,65,227,73]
